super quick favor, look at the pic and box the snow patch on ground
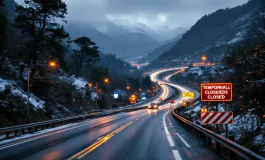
[187,67,204,75]
[252,124,265,153]
[58,75,87,95]
[229,110,258,141]
[198,70,203,76]
[228,31,244,44]
[0,78,45,110]
[193,105,201,112]
[72,76,87,90]
[0,78,10,91]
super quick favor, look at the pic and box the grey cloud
[15,0,249,33]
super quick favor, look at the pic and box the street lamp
[201,56,207,61]
[126,86,130,90]
[49,61,56,67]
[90,79,110,108]
[27,60,56,123]
[104,78,109,84]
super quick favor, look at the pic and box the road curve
[0,68,217,160]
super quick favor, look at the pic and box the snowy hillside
[0,78,46,111]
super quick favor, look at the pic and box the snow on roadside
[192,105,201,112]
[58,75,87,95]
[0,77,45,111]
[252,124,265,152]
[72,76,87,90]
[229,110,259,141]
[0,78,10,91]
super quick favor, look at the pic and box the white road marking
[163,111,175,147]
[172,150,183,160]
[176,133,191,148]
[168,116,191,148]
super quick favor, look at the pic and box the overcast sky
[15,0,249,33]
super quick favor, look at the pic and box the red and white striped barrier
[201,111,233,125]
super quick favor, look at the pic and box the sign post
[183,92,195,99]
[201,83,232,102]
[200,83,233,136]
[224,102,228,138]
[129,94,137,104]
[183,92,194,119]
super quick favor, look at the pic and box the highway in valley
[0,68,218,160]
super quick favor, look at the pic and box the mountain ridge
[138,33,183,63]
[155,0,262,62]
[65,23,160,59]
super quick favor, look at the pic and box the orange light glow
[49,61,56,67]
[104,78,109,83]
[201,108,208,112]
[201,56,207,61]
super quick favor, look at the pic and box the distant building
[129,62,150,69]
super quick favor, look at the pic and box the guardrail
[173,109,265,160]
[0,85,162,141]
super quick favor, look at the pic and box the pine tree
[15,0,69,75]
[0,0,7,70]
[141,76,152,90]
[72,36,100,76]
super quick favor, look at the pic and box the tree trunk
[256,105,260,127]
[0,51,7,71]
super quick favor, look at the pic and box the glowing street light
[104,78,109,83]
[201,56,207,61]
[49,61,56,67]
[126,86,131,90]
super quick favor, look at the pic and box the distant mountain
[96,53,142,77]
[65,23,159,59]
[154,0,262,63]
[138,34,183,63]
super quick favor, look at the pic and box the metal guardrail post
[199,131,203,141]
[229,135,237,159]
[216,140,221,156]
[28,127,32,134]
[203,133,207,144]
[208,136,212,147]
[206,126,212,147]
[196,129,199,138]
[6,131,9,139]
